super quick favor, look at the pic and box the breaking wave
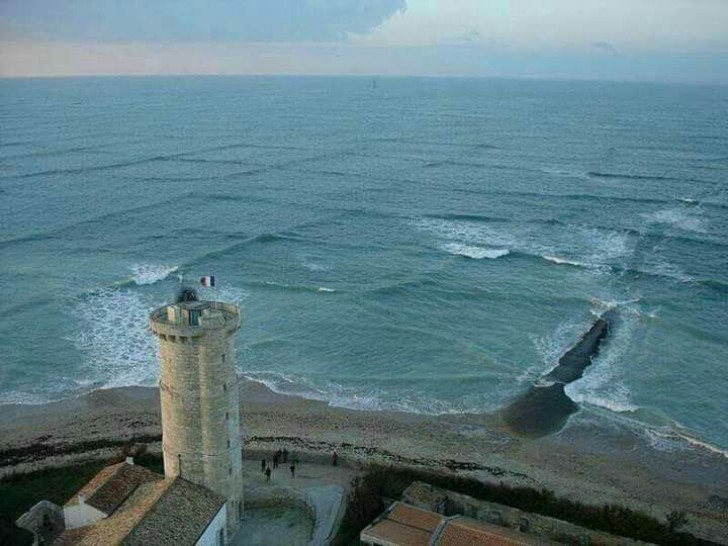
[564,313,640,414]
[130,263,179,285]
[642,208,707,234]
[69,289,160,390]
[442,243,510,260]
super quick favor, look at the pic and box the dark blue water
[1,76,726,454]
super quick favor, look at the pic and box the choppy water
[1,76,726,453]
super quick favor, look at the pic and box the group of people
[261,448,297,482]
[260,448,340,483]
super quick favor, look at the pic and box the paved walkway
[230,458,361,546]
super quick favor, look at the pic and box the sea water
[1,76,726,453]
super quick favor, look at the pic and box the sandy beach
[1,379,726,543]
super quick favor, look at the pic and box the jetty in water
[501,310,617,438]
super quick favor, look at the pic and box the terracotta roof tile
[361,520,432,546]
[437,517,547,546]
[388,502,445,532]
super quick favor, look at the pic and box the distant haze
[1,0,727,83]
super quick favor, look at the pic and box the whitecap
[642,208,707,233]
[442,243,509,260]
[542,255,585,267]
[130,263,178,285]
[317,287,336,293]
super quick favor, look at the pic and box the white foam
[543,255,583,267]
[130,263,179,285]
[676,432,728,459]
[642,208,707,233]
[417,218,518,249]
[0,390,54,406]
[243,371,329,402]
[586,229,631,266]
[442,243,509,260]
[564,313,640,414]
[646,261,695,283]
[317,287,336,292]
[589,297,640,311]
[644,429,690,453]
[303,261,329,272]
[521,321,583,384]
[243,371,500,416]
[417,217,629,272]
[69,288,160,390]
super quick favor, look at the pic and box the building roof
[361,503,444,546]
[124,477,225,545]
[54,480,171,546]
[54,463,225,546]
[388,503,445,533]
[361,502,553,546]
[66,462,161,514]
[437,516,544,546]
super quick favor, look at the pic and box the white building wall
[63,501,106,529]
[195,505,227,546]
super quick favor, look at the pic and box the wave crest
[443,243,509,260]
[130,263,179,285]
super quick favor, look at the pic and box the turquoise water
[1,76,726,452]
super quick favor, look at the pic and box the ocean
[1,76,726,454]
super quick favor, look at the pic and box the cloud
[0,0,407,42]
[592,41,617,55]
[357,0,728,53]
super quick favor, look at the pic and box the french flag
[200,275,216,288]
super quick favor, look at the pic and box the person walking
[261,458,266,473]
[332,450,338,467]
[290,463,296,478]
[265,466,272,482]
[273,452,279,469]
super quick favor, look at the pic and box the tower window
[222,354,226,363]
[225,412,229,420]
[223,383,227,392]
[227,439,231,448]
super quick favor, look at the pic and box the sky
[1,0,727,83]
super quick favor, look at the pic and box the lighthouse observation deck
[150,300,240,340]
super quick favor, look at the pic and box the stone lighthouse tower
[149,299,243,534]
